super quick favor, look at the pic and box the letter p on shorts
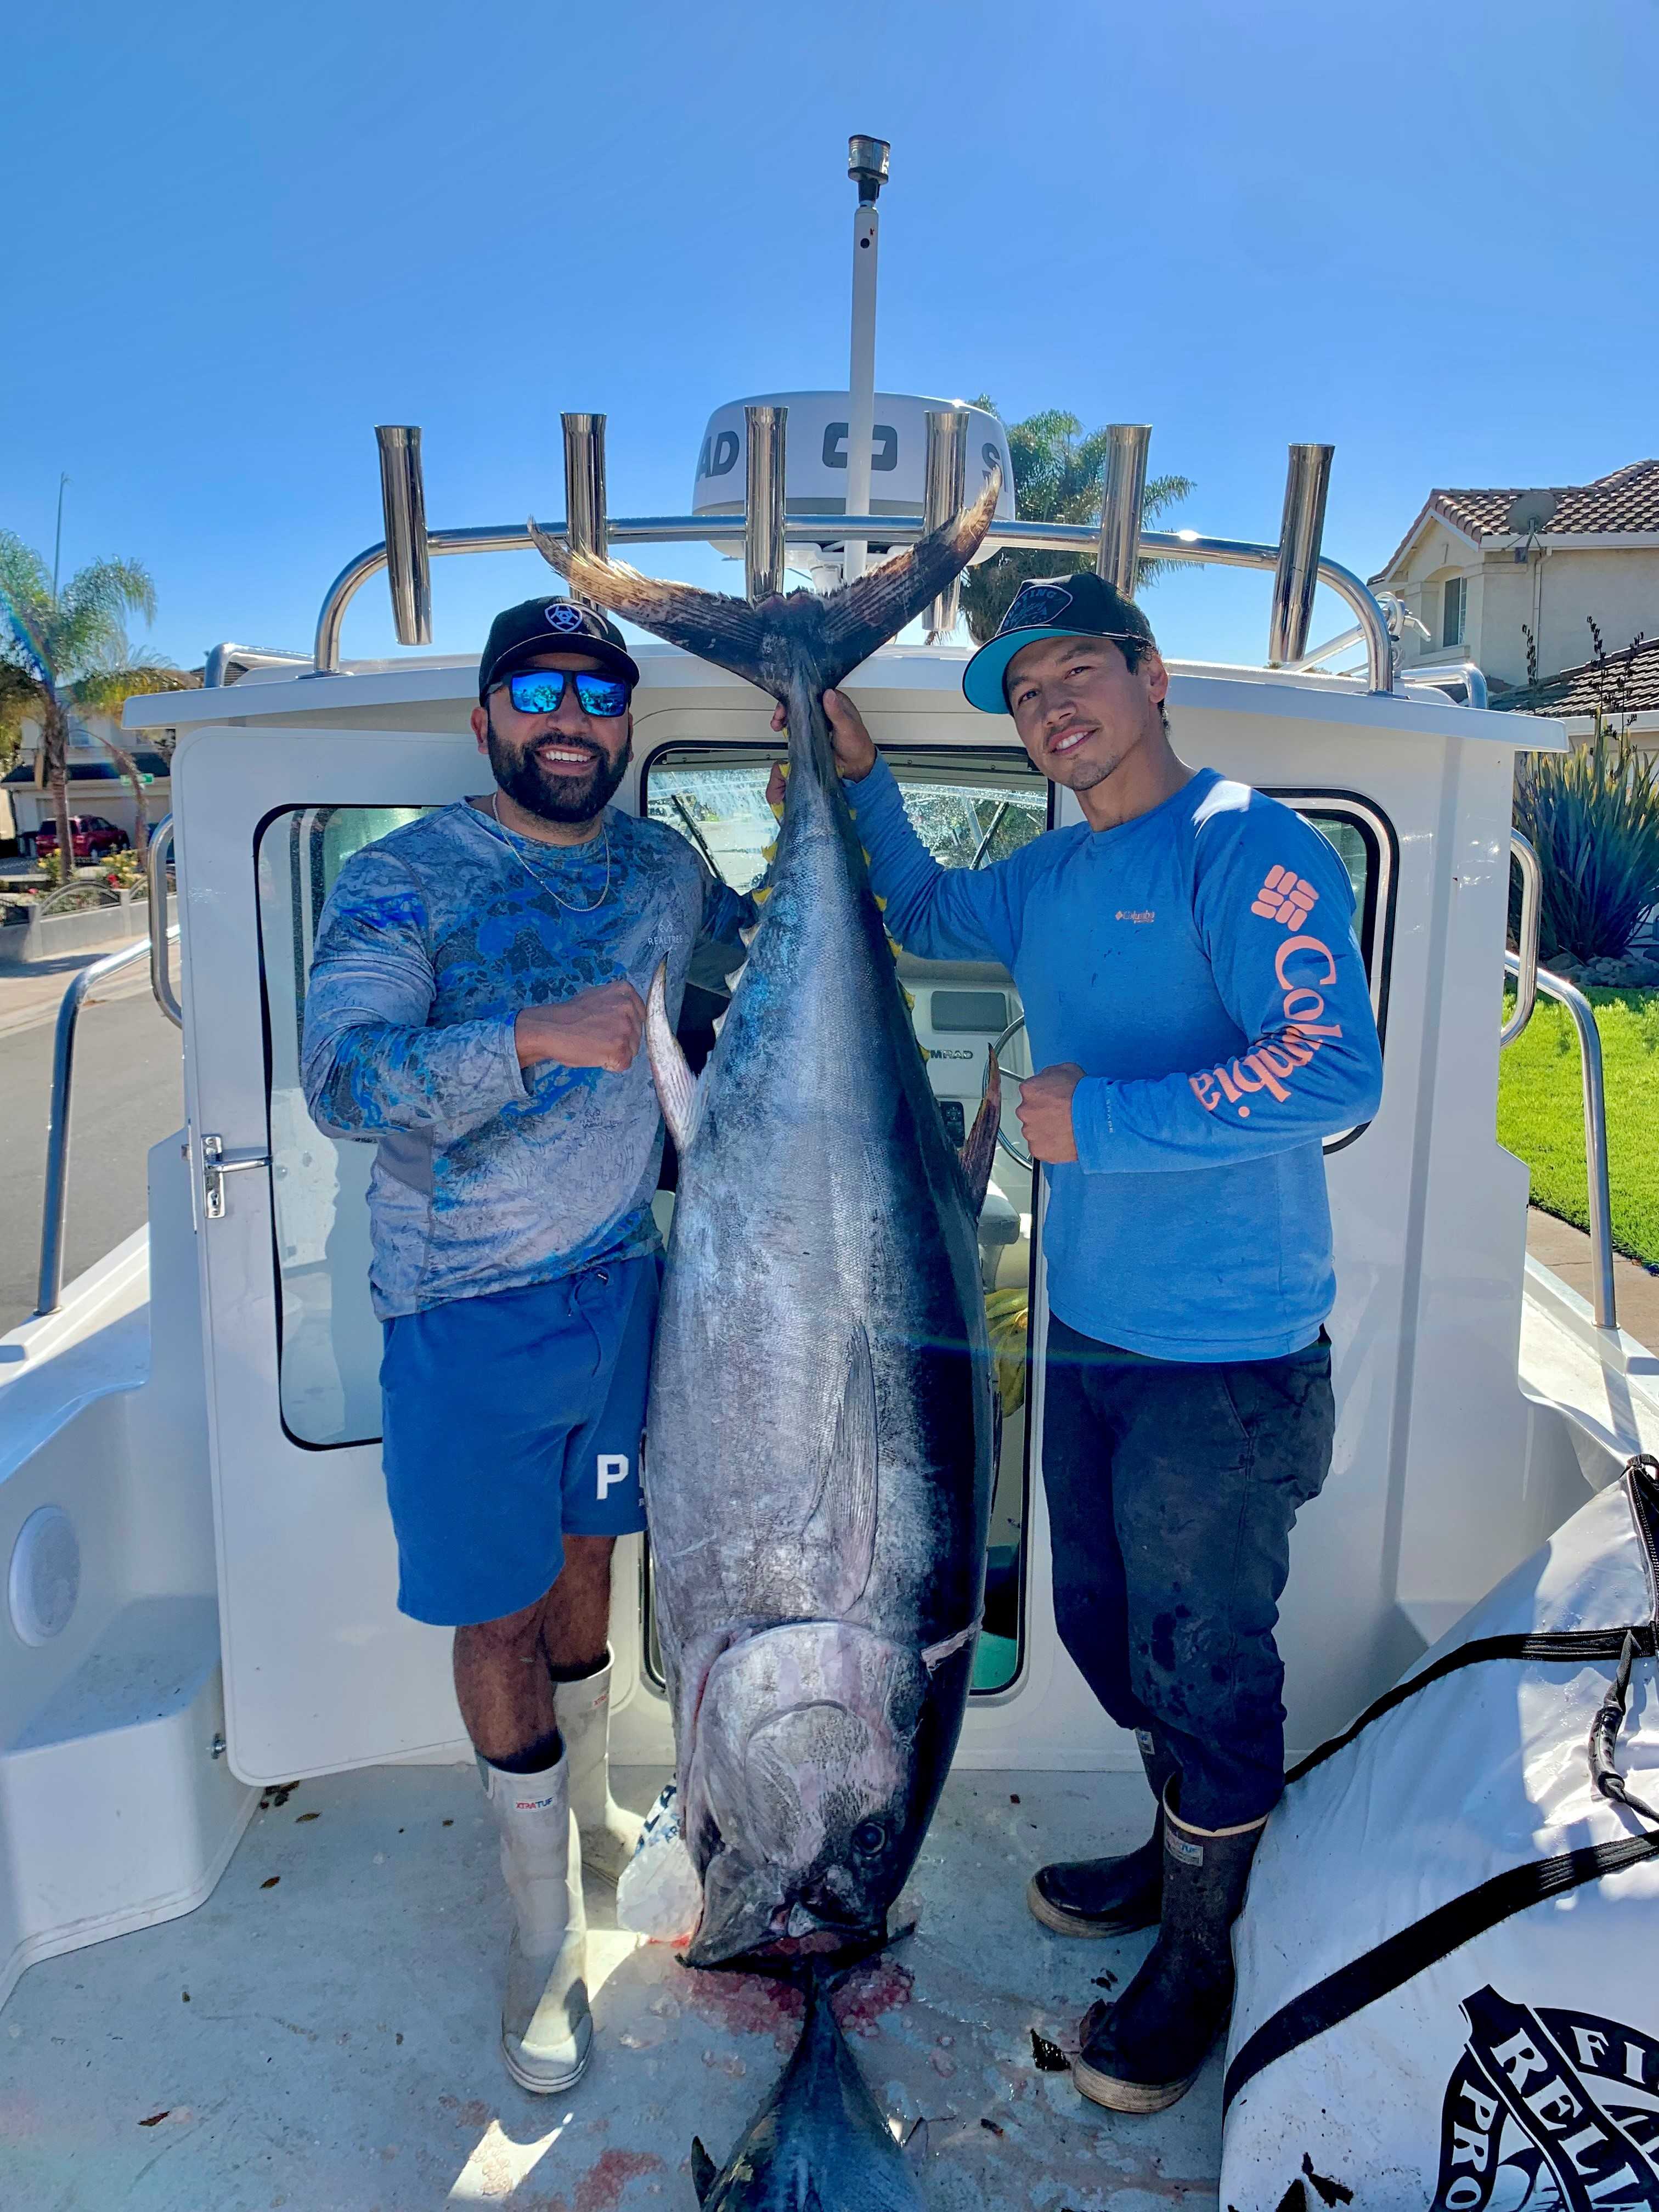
[596,1453,630,1500]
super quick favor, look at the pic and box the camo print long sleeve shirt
[301,800,750,1320]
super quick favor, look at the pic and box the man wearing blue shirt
[794,573,1383,2114]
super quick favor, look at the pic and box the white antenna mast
[842,135,889,582]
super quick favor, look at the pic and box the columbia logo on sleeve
[1250,865,1319,929]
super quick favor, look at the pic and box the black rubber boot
[1071,1788,1268,2113]
[1028,1729,1178,1938]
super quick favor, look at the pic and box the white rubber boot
[553,1653,643,1886]
[480,1751,592,2094]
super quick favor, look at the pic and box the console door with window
[173,726,543,1785]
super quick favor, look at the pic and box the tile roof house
[1370,461,1659,698]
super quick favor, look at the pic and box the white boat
[5,166,1655,2211]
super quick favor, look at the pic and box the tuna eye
[851,1820,887,1857]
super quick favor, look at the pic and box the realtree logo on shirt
[1188,928,1344,1120]
[1433,1985,1659,2210]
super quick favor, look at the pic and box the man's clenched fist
[516,979,645,1074]
[1017,1063,1084,1164]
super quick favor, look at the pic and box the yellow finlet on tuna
[752,885,772,905]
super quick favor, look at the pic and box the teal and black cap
[962,572,1157,714]
[478,596,640,702]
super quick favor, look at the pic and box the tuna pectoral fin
[645,960,698,1152]
[689,2140,716,2205]
[959,1045,1003,1220]
[804,1323,879,1612]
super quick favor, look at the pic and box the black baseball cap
[477,596,640,703]
[962,572,1158,714]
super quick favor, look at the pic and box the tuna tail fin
[809,463,1002,692]
[689,2138,717,2205]
[958,1045,1002,1220]
[527,464,1001,702]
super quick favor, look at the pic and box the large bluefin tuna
[531,473,1003,1968]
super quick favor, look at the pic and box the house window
[1442,575,1468,650]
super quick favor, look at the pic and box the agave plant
[1514,713,1659,964]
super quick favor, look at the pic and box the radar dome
[692,392,1014,564]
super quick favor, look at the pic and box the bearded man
[302,596,750,2095]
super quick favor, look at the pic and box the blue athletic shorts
[379,1254,657,1627]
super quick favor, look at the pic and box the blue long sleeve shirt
[854,758,1383,1361]
[302,800,749,1319]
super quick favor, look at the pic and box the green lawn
[1497,985,1659,1268]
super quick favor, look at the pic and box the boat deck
[3,1762,1221,2209]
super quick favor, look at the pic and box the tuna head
[682,1621,931,1967]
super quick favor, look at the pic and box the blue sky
[5,0,1656,677]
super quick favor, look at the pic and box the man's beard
[487,712,632,826]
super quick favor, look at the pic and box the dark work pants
[1041,1313,1335,1830]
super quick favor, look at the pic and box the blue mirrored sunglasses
[503,669,631,719]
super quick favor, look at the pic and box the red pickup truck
[33,815,129,863]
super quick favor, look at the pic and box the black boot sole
[1025,1873,1161,1939]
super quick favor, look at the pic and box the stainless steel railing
[148,815,183,1030]
[35,927,180,1318]
[308,513,1397,692]
[1499,830,1615,1329]
[1502,956,1617,1333]
[1502,832,1542,1047]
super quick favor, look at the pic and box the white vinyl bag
[1222,1455,1659,2212]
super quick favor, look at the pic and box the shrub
[1514,714,1659,963]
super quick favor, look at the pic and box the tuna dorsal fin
[804,1323,878,1609]
[689,2137,717,2205]
[645,959,698,1152]
[528,465,1002,703]
[958,1045,1002,1220]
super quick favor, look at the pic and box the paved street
[0,955,184,1336]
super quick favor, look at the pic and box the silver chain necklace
[487,791,612,913]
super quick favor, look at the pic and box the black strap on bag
[1224,1458,1659,2117]
[1222,1830,1659,2112]
[1288,1457,1659,1786]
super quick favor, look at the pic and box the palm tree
[0,532,192,881]
[958,402,1194,645]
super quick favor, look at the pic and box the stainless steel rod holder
[561,413,609,566]
[923,409,969,641]
[744,405,787,602]
[313,514,1396,692]
[374,427,432,647]
[1269,443,1335,667]
[1097,425,1151,596]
